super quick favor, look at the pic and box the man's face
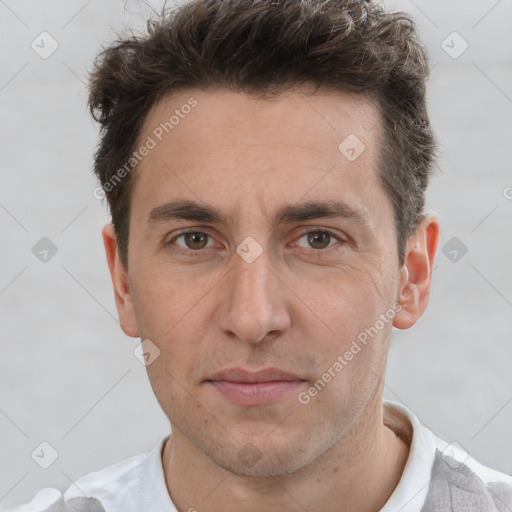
[117,86,407,475]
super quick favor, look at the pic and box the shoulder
[433,436,512,486]
[61,447,150,505]
[409,405,512,510]
[382,400,512,512]
[5,439,166,512]
[4,488,109,512]
[422,447,512,511]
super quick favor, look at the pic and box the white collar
[380,399,438,511]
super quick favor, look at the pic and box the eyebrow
[147,198,368,227]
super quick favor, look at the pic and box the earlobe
[392,213,440,330]
[102,223,140,337]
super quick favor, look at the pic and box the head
[91,0,439,476]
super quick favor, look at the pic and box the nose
[216,244,291,344]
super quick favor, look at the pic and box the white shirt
[8,400,512,511]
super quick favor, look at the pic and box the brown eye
[167,231,215,254]
[295,230,341,250]
[306,231,333,249]
[180,232,210,250]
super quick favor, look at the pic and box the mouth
[204,367,307,406]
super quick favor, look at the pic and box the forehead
[141,85,380,152]
[131,86,385,224]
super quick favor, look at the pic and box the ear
[393,213,440,330]
[102,223,139,337]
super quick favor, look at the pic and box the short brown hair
[88,0,435,268]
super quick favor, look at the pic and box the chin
[217,452,309,477]
[205,435,323,478]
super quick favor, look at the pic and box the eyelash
[165,228,346,257]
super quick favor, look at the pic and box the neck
[162,397,410,512]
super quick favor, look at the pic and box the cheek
[294,261,394,397]
[145,356,204,437]
[129,272,202,393]
[130,258,218,337]
[297,261,392,346]
[142,309,207,418]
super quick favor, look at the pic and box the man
[12,0,512,510]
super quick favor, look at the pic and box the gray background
[1,0,511,508]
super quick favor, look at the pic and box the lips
[205,367,307,406]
